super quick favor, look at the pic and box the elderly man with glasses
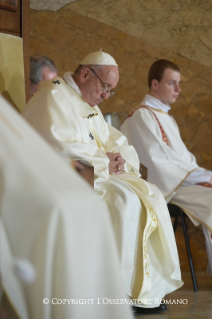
[23,51,183,315]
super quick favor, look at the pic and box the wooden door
[0,0,30,103]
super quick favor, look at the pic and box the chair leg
[180,209,198,292]
[173,215,178,233]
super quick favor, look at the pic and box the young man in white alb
[121,59,212,274]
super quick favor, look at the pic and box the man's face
[30,67,57,97]
[80,66,119,107]
[42,66,57,81]
[151,68,181,105]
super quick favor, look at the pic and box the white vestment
[23,76,183,308]
[0,96,134,319]
[120,94,212,273]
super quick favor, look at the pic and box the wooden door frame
[0,0,30,102]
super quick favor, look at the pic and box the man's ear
[151,79,158,90]
[80,68,90,84]
[30,83,39,97]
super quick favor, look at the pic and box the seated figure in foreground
[0,96,133,319]
[23,51,183,314]
[121,59,212,274]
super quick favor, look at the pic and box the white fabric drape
[0,96,133,319]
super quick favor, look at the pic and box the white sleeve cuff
[182,170,212,185]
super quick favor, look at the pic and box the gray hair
[30,55,57,85]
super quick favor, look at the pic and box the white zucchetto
[80,50,118,66]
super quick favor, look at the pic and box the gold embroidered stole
[90,117,107,153]
[84,112,107,153]
[139,204,158,302]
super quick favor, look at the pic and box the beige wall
[30,1,212,170]
[0,33,25,112]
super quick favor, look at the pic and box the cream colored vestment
[121,94,212,272]
[0,96,134,319]
[23,77,183,308]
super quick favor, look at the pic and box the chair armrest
[73,160,94,187]
[139,163,148,181]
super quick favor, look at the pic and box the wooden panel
[22,0,30,102]
[0,0,17,12]
[0,0,20,34]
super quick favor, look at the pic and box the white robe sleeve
[182,170,212,185]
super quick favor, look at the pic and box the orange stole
[126,105,168,144]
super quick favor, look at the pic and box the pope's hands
[106,152,126,175]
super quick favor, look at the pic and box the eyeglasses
[89,68,115,97]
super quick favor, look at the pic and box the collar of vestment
[142,94,171,113]
[39,75,98,119]
[63,71,82,97]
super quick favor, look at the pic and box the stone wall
[30,3,212,170]
[30,0,77,11]
[69,0,212,69]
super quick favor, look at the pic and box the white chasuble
[23,78,183,308]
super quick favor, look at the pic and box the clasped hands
[107,152,126,175]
